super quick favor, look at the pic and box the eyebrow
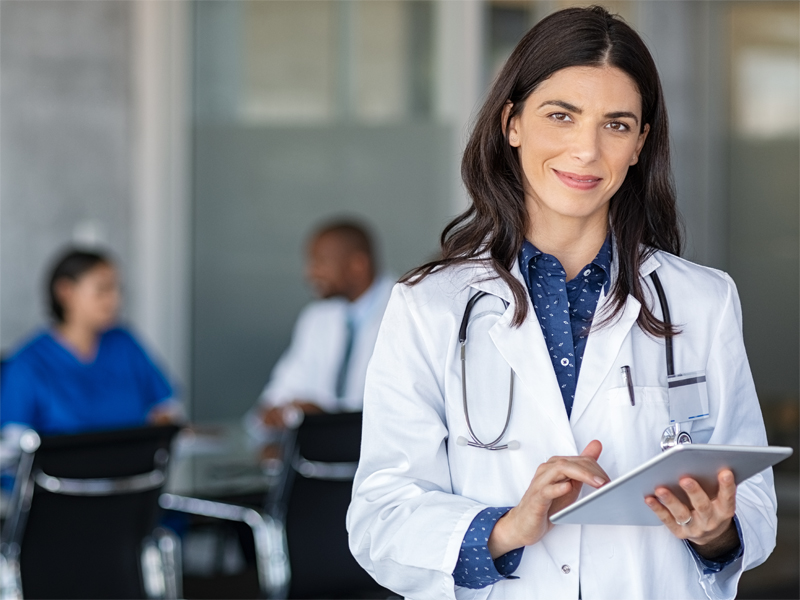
[537,100,640,126]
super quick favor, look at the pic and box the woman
[1,248,179,439]
[346,7,775,600]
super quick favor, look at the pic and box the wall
[0,0,133,351]
[190,1,464,421]
[0,0,191,401]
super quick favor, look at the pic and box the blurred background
[0,1,797,598]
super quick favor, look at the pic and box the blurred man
[247,220,394,434]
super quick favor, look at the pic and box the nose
[570,124,601,164]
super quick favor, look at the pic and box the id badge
[667,370,709,423]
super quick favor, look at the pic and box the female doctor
[346,6,776,600]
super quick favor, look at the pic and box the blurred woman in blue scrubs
[1,248,180,440]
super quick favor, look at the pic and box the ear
[349,252,371,277]
[54,278,75,314]
[501,102,521,148]
[54,278,73,301]
[631,123,650,165]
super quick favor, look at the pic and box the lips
[553,169,603,190]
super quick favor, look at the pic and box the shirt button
[561,564,571,574]
[583,269,591,276]
[560,358,569,366]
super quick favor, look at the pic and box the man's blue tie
[335,317,355,399]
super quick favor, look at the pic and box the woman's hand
[488,440,608,558]
[149,409,175,426]
[645,469,739,558]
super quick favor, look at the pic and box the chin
[546,205,607,222]
[554,197,610,220]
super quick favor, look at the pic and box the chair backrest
[280,412,387,599]
[7,424,179,599]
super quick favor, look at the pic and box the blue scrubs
[1,327,173,435]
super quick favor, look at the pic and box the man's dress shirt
[243,275,395,441]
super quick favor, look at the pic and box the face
[57,263,120,330]
[305,233,353,299]
[505,65,650,230]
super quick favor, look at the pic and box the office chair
[271,411,391,599]
[0,424,181,599]
[158,492,288,599]
[159,413,390,599]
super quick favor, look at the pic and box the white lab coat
[257,275,395,413]
[347,250,776,600]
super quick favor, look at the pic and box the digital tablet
[549,444,792,527]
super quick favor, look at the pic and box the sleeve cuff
[453,507,524,589]
[685,515,744,574]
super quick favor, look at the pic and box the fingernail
[723,472,734,483]
[593,476,606,486]
[656,493,666,501]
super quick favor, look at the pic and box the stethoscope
[455,291,518,450]
[455,271,692,452]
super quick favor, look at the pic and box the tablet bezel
[549,444,791,527]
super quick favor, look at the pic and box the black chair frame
[0,425,181,600]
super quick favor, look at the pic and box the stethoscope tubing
[459,291,513,450]
[649,271,674,377]
[458,270,677,451]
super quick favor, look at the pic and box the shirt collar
[347,275,384,327]
[593,234,613,287]
[518,233,613,292]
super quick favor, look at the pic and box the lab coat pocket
[604,386,669,475]
[455,584,493,600]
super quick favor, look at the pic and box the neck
[345,274,375,303]
[526,209,608,281]
[56,321,100,359]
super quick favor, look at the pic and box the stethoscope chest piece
[660,425,692,452]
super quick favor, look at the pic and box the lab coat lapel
[466,260,574,441]
[570,252,660,425]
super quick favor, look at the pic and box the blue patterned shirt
[453,507,522,588]
[519,236,612,416]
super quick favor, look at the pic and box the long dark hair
[47,248,112,323]
[402,5,681,337]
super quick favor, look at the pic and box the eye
[549,112,573,123]
[606,121,631,132]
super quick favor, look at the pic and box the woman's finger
[546,454,610,480]
[539,479,576,501]
[653,487,693,525]
[645,496,687,539]
[580,439,603,461]
[679,478,712,514]
[541,458,609,488]
[714,470,737,515]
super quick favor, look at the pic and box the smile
[553,169,603,190]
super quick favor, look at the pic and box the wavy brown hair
[401,5,681,337]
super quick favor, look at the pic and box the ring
[676,516,693,526]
